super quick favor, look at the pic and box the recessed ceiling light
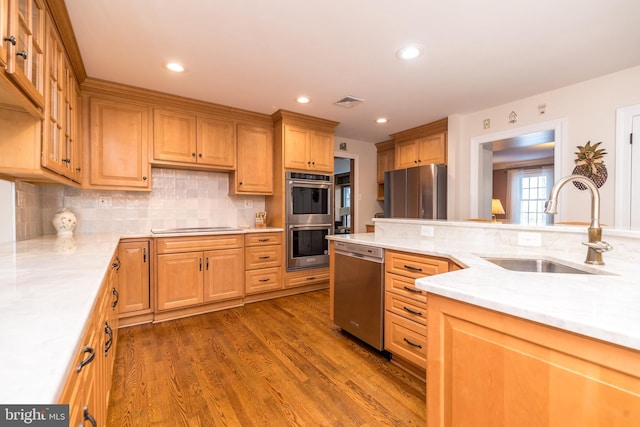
[297,96,310,104]
[396,45,423,60]
[166,62,185,72]
[376,118,388,124]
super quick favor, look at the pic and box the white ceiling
[64,0,640,143]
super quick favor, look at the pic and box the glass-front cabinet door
[6,0,45,107]
[0,0,9,67]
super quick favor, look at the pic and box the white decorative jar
[52,209,77,235]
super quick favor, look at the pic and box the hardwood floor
[107,289,426,426]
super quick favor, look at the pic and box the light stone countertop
[0,227,283,404]
[328,220,640,352]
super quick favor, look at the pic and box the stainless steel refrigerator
[383,164,447,219]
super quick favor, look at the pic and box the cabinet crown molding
[390,118,448,142]
[272,109,339,130]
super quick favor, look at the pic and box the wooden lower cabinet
[426,295,640,427]
[59,253,119,427]
[154,235,244,321]
[244,232,283,295]
[384,250,449,372]
[284,268,330,289]
[117,239,152,326]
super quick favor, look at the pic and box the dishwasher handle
[335,250,384,264]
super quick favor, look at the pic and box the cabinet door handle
[3,36,16,46]
[403,286,422,294]
[76,346,95,372]
[306,276,316,281]
[112,256,121,271]
[206,257,209,270]
[112,287,119,310]
[143,248,147,263]
[403,306,423,316]
[258,256,270,260]
[16,51,27,60]
[83,407,97,427]
[258,238,270,242]
[259,278,270,283]
[104,322,113,356]
[403,337,423,349]
[403,264,423,272]
[199,258,202,271]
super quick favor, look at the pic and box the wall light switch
[483,119,490,129]
[517,232,542,247]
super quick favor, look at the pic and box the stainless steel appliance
[383,164,447,219]
[287,224,331,270]
[286,171,333,270]
[333,241,385,351]
[286,172,332,225]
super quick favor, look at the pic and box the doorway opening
[470,118,567,221]
[334,156,355,234]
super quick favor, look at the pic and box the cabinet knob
[75,167,81,172]
[62,158,71,164]
[142,176,147,181]
[16,51,27,60]
[192,152,196,157]
[3,36,16,46]
[198,153,203,158]
[239,182,243,186]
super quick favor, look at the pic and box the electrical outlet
[517,232,542,247]
[421,226,434,237]
[98,197,112,207]
[244,199,253,208]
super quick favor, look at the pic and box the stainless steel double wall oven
[285,171,333,270]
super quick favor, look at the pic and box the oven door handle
[289,180,332,188]
[289,224,332,230]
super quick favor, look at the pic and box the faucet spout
[544,174,611,265]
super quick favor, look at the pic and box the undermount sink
[481,257,605,275]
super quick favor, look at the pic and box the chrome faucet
[544,174,612,265]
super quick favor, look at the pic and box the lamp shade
[339,207,351,217]
[491,199,505,215]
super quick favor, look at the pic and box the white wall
[449,65,640,225]
[333,138,381,233]
[0,179,15,242]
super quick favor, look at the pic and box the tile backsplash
[20,168,265,238]
[15,181,44,241]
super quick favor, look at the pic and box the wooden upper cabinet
[42,15,80,182]
[376,140,395,200]
[0,0,8,67]
[395,132,447,169]
[231,123,273,194]
[283,124,334,172]
[152,109,197,163]
[197,115,235,168]
[5,0,46,107]
[392,118,448,170]
[152,108,235,169]
[308,129,334,172]
[89,97,151,189]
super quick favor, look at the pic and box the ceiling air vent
[334,95,365,109]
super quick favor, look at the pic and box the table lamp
[491,199,505,223]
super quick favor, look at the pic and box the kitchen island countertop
[328,220,640,352]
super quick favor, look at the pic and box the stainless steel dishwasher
[333,241,385,351]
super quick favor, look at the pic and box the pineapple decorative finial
[572,141,607,190]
